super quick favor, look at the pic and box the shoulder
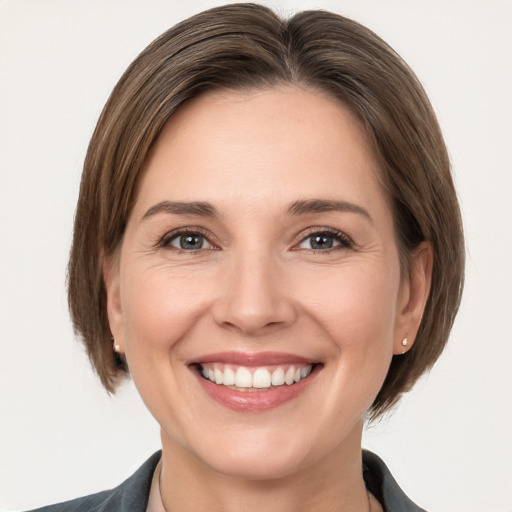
[26,452,161,512]
[363,450,428,512]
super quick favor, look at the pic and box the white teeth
[271,367,285,386]
[253,368,272,388]
[214,368,223,385]
[285,367,295,385]
[201,364,313,389]
[235,367,252,388]
[223,367,235,386]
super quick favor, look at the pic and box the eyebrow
[141,201,219,220]
[287,199,372,222]
[141,198,372,223]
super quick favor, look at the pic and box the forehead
[134,86,388,218]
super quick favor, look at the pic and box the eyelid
[158,226,218,251]
[292,227,354,251]
[154,225,353,252]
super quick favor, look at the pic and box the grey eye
[299,234,340,250]
[169,233,212,250]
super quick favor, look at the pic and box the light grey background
[1,0,511,510]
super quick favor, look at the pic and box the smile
[199,363,314,390]
[189,352,321,412]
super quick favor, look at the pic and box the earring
[401,337,408,347]
[113,339,121,353]
[112,339,126,368]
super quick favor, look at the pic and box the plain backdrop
[1,1,511,511]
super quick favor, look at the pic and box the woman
[30,4,464,511]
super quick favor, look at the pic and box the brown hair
[67,3,464,418]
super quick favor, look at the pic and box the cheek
[120,264,211,353]
[302,263,401,351]
[308,265,400,416]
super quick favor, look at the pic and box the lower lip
[193,366,320,412]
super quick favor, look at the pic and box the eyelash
[157,227,353,253]
[158,227,217,253]
[293,228,354,253]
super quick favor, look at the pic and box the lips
[188,351,321,412]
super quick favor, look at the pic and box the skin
[105,86,432,512]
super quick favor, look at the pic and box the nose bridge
[212,242,295,334]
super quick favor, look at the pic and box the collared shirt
[146,459,165,512]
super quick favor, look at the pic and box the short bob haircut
[68,3,464,419]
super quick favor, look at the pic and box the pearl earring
[113,342,121,353]
[401,337,408,347]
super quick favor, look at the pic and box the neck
[158,423,371,512]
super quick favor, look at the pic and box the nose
[211,251,297,336]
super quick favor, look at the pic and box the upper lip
[187,351,321,367]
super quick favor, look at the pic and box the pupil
[180,234,203,249]
[311,235,333,249]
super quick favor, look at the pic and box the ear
[393,242,433,355]
[103,251,125,354]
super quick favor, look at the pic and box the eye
[162,230,215,251]
[297,230,352,251]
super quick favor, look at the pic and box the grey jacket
[28,450,427,511]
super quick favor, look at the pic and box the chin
[207,447,308,481]
[186,424,319,481]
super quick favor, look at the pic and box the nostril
[211,296,297,335]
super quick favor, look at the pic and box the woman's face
[106,86,424,479]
